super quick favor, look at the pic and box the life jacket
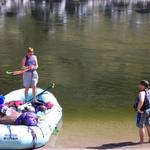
[45,102,53,109]
[133,96,147,111]
[133,89,150,111]
[25,55,36,72]
[0,95,5,104]
[8,100,24,110]
[36,105,47,112]
[33,101,53,112]
[25,55,36,67]
[145,89,150,109]
[15,112,38,126]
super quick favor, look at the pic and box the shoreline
[37,120,150,150]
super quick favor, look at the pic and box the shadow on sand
[87,141,139,149]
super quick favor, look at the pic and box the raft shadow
[87,141,138,149]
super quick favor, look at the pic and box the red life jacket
[8,100,24,109]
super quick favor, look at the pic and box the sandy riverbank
[37,120,150,150]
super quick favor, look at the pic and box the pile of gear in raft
[0,95,53,126]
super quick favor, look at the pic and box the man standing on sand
[136,80,150,144]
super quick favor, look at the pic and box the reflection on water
[0,0,150,34]
[1,0,150,18]
[0,0,150,133]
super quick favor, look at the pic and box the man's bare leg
[139,128,145,144]
[146,126,150,142]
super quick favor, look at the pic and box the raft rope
[36,125,44,138]
[7,125,12,139]
[44,121,53,132]
[28,127,37,149]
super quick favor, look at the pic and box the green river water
[0,0,150,148]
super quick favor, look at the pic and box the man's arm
[137,91,145,113]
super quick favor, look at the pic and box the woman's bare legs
[24,87,29,101]
[32,85,37,102]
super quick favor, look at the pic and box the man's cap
[140,80,149,88]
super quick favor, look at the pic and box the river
[0,0,150,149]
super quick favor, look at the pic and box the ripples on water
[0,0,150,121]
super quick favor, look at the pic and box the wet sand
[37,120,150,149]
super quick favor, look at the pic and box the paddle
[6,68,30,75]
[29,83,55,102]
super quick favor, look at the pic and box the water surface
[0,0,150,148]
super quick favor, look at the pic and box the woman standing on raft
[21,48,39,102]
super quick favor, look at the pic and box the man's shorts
[23,71,39,88]
[136,112,150,128]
